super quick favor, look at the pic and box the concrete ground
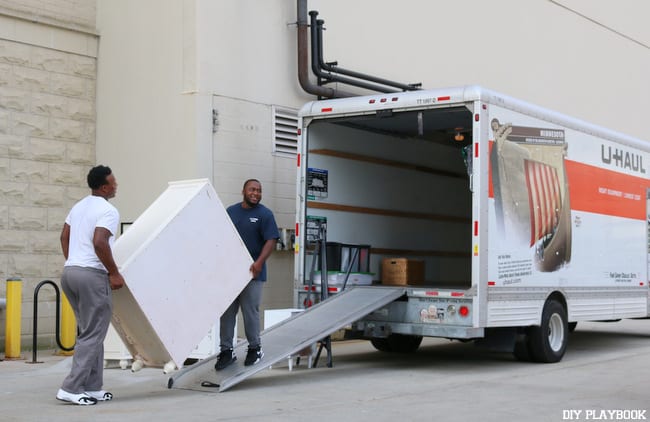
[1,319,649,422]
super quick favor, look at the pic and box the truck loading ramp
[168,286,407,392]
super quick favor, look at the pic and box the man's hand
[109,273,125,290]
[250,261,263,279]
[248,238,277,280]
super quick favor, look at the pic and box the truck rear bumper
[353,320,484,339]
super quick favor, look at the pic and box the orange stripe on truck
[488,142,648,220]
[565,160,649,220]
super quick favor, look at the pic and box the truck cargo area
[302,105,474,288]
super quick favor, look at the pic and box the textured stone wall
[0,0,95,31]
[0,33,96,350]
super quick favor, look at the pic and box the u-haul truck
[294,85,650,362]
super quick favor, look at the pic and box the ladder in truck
[167,285,406,392]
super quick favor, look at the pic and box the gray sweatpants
[220,280,263,351]
[60,266,112,394]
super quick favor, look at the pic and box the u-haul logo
[601,145,646,174]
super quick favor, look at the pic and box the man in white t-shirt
[56,165,125,406]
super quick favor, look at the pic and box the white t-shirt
[64,195,120,271]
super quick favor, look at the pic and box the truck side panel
[486,104,650,324]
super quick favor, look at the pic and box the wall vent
[272,106,298,156]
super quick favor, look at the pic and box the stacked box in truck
[295,85,650,363]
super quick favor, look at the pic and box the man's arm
[93,227,125,290]
[60,223,70,259]
[250,238,277,279]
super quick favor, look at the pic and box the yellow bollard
[4,278,23,359]
[57,292,76,356]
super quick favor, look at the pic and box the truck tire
[370,334,423,353]
[528,300,568,363]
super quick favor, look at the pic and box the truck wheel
[370,334,423,353]
[528,300,568,363]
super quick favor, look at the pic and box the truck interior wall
[305,118,472,286]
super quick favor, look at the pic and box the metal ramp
[167,286,406,392]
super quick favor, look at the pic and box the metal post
[319,224,328,301]
[4,278,23,359]
[57,292,76,356]
[28,280,75,364]
[314,224,333,368]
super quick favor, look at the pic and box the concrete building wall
[0,3,97,351]
[94,0,204,226]
[211,95,296,230]
[0,0,95,30]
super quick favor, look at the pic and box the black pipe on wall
[312,12,421,92]
[297,0,354,98]
[309,12,400,94]
[297,0,422,98]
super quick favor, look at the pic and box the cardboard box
[381,258,425,285]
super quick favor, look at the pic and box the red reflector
[295,222,299,237]
[451,292,464,297]
[425,291,439,296]
[297,128,301,135]
[474,142,479,158]
[328,287,339,292]
[369,99,376,104]
[474,113,479,122]
[459,306,469,317]
[297,153,300,167]
[380,98,387,103]
[321,107,333,112]
[437,96,450,101]
[482,104,487,110]
[488,281,496,286]
[474,221,478,236]
[392,97,399,102]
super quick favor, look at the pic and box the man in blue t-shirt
[216,179,280,370]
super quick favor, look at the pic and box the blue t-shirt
[227,202,279,281]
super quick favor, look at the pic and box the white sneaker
[56,389,97,405]
[85,390,113,401]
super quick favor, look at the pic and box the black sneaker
[244,346,264,366]
[214,349,236,371]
